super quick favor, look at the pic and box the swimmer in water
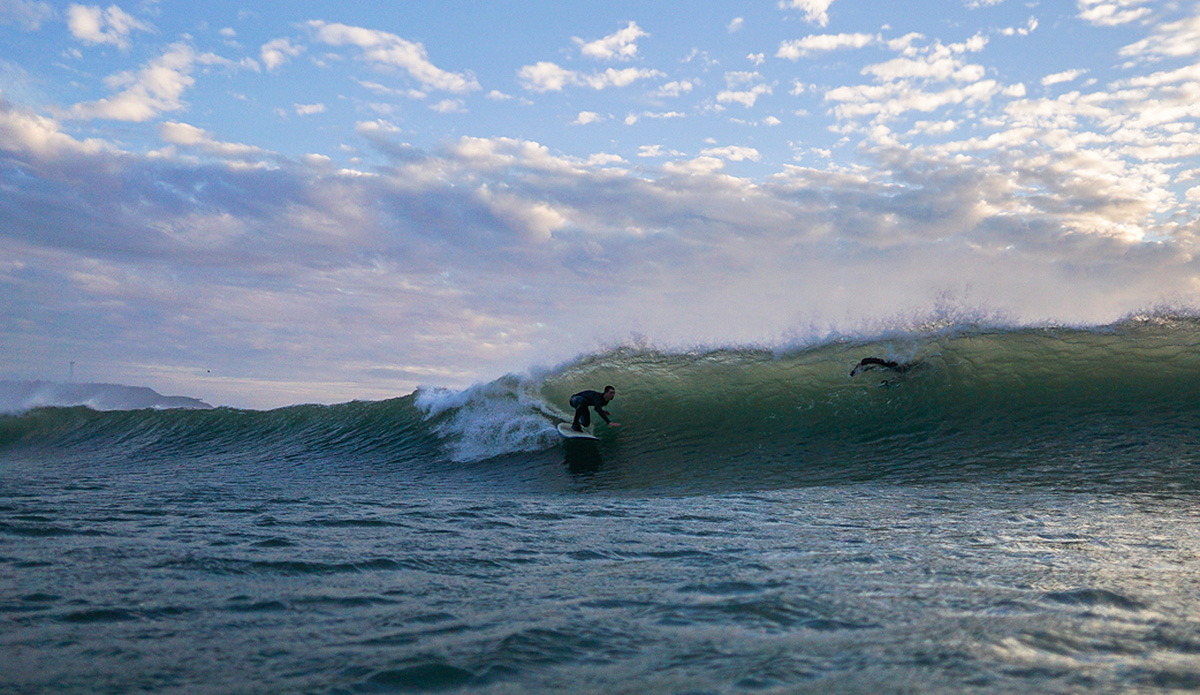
[850,357,918,378]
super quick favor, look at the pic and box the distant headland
[0,381,213,414]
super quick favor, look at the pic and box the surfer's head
[603,385,616,402]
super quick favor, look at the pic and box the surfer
[570,386,620,432]
[850,357,916,377]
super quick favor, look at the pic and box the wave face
[5,315,1200,493]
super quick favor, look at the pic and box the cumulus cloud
[261,37,304,71]
[780,0,835,27]
[777,32,876,60]
[431,98,465,113]
[516,62,576,92]
[824,35,998,124]
[308,20,480,93]
[717,72,773,108]
[0,96,109,161]
[1077,0,1152,26]
[159,121,267,160]
[1000,16,1039,36]
[517,61,662,92]
[575,21,648,61]
[700,145,761,161]
[654,80,695,97]
[67,43,197,121]
[1041,69,1088,86]
[1119,13,1200,63]
[66,3,150,49]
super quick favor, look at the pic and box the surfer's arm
[596,407,612,424]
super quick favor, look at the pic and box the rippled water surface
[4,466,1199,694]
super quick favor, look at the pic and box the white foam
[415,374,562,462]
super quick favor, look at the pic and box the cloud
[516,62,575,92]
[261,37,304,71]
[700,145,761,161]
[0,0,54,30]
[1000,16,1039,36]
[67,42,197,121]
[654,80,695,97]
[66,3,151,49]
[10,9,1200,407]
[1119,14,1200,63]
[294,103,326,116]
[159,121,267,160]
[823,35,999,125]
[431,98,465,113]
[777,32,876,60]
[0,96,110,162]
[780,0,835,27]
[717,72,773,108]
[827,79,1000,122]
[517,61,662,92]
[308,20,480,93]
[4,102,1200,407]
[728,17,745,33]
[1041,69,1088,86]
[718,85,773,108]
[575,21,648,61]
[624,110,685,125]
[1077,0,1152,26]
[638,144,682,157]
[475,184,568,242]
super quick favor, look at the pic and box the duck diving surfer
[850,357,917,377]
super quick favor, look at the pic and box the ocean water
[3,316,1200,694]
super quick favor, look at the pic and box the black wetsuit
[850,357,908,376]
[569,390,612,431]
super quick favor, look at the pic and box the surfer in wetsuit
[570,386,619,432]
[850,357,922,386]
[850,357,911,376]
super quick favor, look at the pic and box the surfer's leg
[574,407,591,431]
[571,399,591,431]
[573,396,588,429]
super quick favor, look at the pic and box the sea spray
[415,373,564,462]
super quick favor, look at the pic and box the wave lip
[0,380,213,414]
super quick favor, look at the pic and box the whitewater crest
[414,373,566,462]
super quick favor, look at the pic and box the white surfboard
[557,422,598,440]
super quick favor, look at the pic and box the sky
[3,0,1200,408]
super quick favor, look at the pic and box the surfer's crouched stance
[570,386,618,432]
[850,357,915,377]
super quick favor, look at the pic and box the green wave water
[5,314,1200,493]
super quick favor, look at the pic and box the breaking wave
[5,313,1200,492]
